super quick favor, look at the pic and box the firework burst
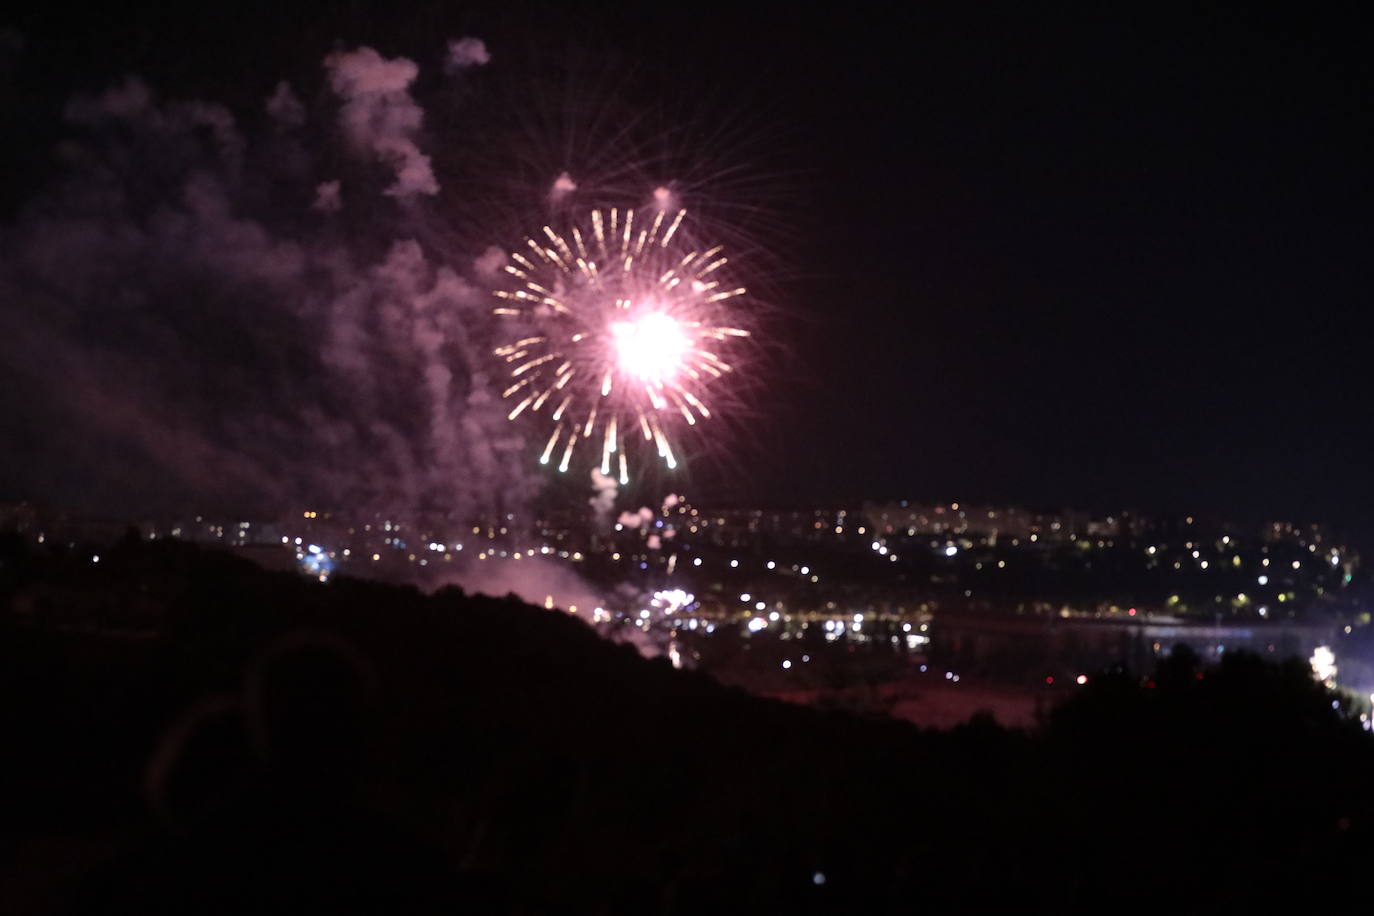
[493,205,750,482]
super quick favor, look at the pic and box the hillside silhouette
[3,533,1372,914]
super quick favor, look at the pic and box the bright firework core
[493,205,751,480]
[611,312,688,382]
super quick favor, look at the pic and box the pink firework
[493,205,750,481]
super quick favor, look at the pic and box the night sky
[2,4,1370,535]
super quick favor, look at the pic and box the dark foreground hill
[3,533,1373,914]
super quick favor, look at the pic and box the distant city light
[1311,645,1337,684]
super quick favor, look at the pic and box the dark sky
[2,3,1371,535]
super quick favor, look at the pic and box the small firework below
[297,544,335,582]
[493,206,750,480]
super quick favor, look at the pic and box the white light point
[612,312,688,382]
[1311,645,1337,683]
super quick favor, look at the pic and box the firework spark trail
[493,207,750,480]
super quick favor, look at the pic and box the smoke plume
[444,37,491,73]
[588,468,618,526]
[0,42,536,522]
[323,47,438,198]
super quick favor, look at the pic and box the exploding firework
[493,205,750,481]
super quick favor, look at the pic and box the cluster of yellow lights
[493,206,749,481]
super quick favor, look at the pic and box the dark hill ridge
[2,534,1372,914]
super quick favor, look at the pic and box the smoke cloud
[0,42,537,522]
[265,81,306,129]
[588,468,618,525]
[431,556,668,660]
[436,556,603,619]
[445,37,491,73]
[472,245,507,280]
[312,180,342,212]
[323,46,438,198]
